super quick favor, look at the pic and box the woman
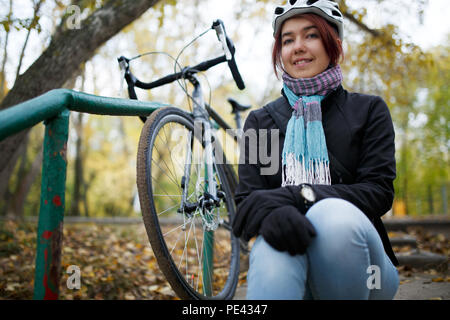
[232,0,399,300]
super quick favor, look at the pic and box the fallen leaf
[124,292,135,300]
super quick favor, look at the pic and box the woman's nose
[293,38,306,53]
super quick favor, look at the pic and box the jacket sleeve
[234,111,267,207]
[312,97,396,220]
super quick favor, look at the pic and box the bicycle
[118,20,251,300]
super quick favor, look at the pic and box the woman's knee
[307,198,369,228]
[306,198,372,245]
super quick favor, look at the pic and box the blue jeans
[246,198,399,300]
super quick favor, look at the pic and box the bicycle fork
[178,75,222,228]
[178,76,221,296]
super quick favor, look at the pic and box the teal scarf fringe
[282,85,331,186]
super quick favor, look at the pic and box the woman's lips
[293,59,313,67]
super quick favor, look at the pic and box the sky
[169,0,450,105]
[201,0,450,50]
[356,0,450,49]
[1,0,449,99]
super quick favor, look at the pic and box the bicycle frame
[179,74,220,220]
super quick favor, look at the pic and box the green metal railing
[0,89,170,299]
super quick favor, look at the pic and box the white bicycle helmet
[272,0,344,39]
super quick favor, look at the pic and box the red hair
[272,13,344,78]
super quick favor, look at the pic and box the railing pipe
[0,89,171,299]
[0,89,170,140]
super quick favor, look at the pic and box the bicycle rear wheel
[137,107,240,300]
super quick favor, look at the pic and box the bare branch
[342,11,381,37]
[15,0,44,81]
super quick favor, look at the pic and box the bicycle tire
[137,107,240,300]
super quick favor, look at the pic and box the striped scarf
[281,64,343,186]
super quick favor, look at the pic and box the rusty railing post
[33,109,70,299]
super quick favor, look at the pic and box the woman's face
[280,16,331,79]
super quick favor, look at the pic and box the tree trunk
[442,183,448,215]
[399,134,409,215]
[427,184,434,215]
[8,145,43,219]
[70,112,84,216]
[0,0,13,101]
[0,0,162,201]
[4,134,30,217]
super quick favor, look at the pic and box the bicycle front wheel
[137,107,240,300]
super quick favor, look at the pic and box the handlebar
[212,19,245,90]
[118,19,245,95]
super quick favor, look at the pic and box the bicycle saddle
[227,98,252,114]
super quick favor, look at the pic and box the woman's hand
[260,205,316,255]
[232,186,304,241]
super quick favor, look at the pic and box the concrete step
[388,232,448,271]
[383,216,450,237]
[396,249,448,271]
[390,235,418,248]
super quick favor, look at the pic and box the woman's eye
[283,39,293,45]
[306,33,319,39]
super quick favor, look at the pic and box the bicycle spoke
[151,173,180,209]
[151,158,180,192]
[161,123,181,184]
[178,214,195,274]
[157,203,180,217]
[153,141,180,187]
[168,224,185,256]
[164,222,187,237]
[166,122,185,181]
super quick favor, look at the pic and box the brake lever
[118,56,130,72]
[117,56,130,97]
[212,20,232,60]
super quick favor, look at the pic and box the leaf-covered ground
[0,220,448,300]
[0,220,247,300]
[389,228,450,281]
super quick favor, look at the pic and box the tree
[0,0,162,204]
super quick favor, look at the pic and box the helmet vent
[306,0,319,5]
[332,10,342,17]
[275,7,284,15]
[289,0,297,5]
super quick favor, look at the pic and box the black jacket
[235,85,399,266]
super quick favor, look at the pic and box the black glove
[232,186,306,241]
[260,205,316,256]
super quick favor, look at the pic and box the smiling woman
[232,0,400,300]
[277,14,342,79]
